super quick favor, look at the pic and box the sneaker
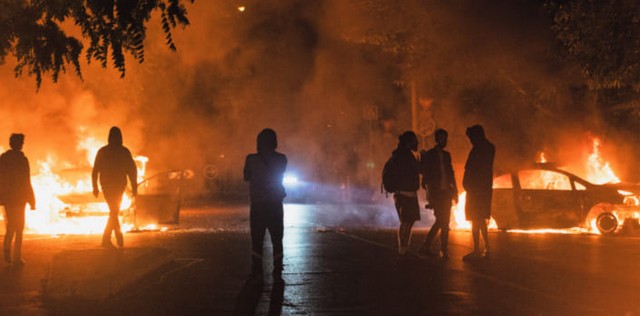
[12,259,25,268]
[398,246,408,256]
[418,245,436,257]
[482,248,490,257]
[424,250,438,257]
[441,251,450,260]
[101,241,116,250]
[462,251,480,261]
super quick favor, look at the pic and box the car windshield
[519,170,572,190]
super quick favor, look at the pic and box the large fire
[0,137,150,235]
[451,136,624,233]
[586,137,620,185]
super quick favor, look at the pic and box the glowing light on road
[237,6,246,12]
[283,173,299,186]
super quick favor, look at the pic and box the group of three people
[392,125,495,260]
[0,127,137,267]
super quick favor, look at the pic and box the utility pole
[412,81,436,150]
[411,81,417,133]
[363,105,378,188]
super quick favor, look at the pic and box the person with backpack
[384,131,420,256]
[243,128,287,283]
[418,129,458,259]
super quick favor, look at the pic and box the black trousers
[250,200,284,273]
[3,202,26,261]
[425,191,452,252]
[102,189,124,246]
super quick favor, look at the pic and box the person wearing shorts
[390,131,420,256]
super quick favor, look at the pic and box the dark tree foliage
[342,0,428,84]
[547,0,640,91]
[0,0,193,88]
[546,0,640,122]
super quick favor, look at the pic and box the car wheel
[596,212,618,234]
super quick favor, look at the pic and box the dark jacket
[244,151,287,203]
[92,138,137,195]
[0,149,35,207]
[463,139,495,220]
[420,146,457,198]
[392,146,420,192]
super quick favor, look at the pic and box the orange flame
[4,137,150,235]
[586,137,620,184]
[536,151,547,163]
[451,192,497,230]
[451,136,624,234]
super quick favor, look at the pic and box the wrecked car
[491,164,640,234]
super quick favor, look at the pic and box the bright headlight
[283,173,299,186]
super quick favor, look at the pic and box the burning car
[490,163,640,234]
[46,162,191,233]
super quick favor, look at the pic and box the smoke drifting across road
[0,0,634,203]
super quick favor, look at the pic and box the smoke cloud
[0,0,635,208]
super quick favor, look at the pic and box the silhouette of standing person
[391,131,420,256]
[0,134,35,267]
[243,128,287,283]
[92,127,137,249]
[419,129,458,259]
[462,125,495,260]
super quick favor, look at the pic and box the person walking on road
[92,126,137,249]
[387,131,421,256]
[0,133,35,267]
[243,128,287,283]
[419,129,458,259]
[462,124,495,260]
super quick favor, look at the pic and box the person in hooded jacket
[0,133,35,266]
[243,128,287,282]
[462,124,495,260]
[391,131,420,256]
[92,126,137,249]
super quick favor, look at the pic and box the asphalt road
[1,203,640,315]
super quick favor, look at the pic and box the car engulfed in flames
[54,168,191,233]
[585,184,640,234]
[488,164,640,235]
[0,147,191,236]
